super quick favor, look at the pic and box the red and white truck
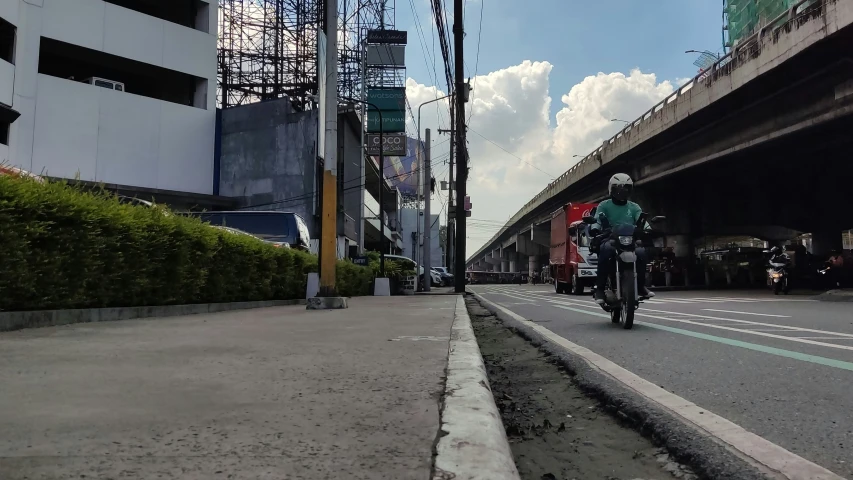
[549,202,598,294]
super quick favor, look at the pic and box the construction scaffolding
[339,0,397,101]
[723,0,819,49]
[218,0,394,111]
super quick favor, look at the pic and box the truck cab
[566,219,598,292]
[550,202,598,294]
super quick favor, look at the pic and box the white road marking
[703,309,791,318]
[634,311,853,352]
[472,292,845,480]
[490,289,853,349]
[794,336,853,340]
[639,307,853,340]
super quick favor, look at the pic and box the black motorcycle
[585,213,665,329]
[764,249,790,295]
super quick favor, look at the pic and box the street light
[685,49,720,58]
[611,118,630,124]
[416,94,453,270]
[343,96,386,277]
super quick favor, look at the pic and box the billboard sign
[366,110,406,133]
[367,29,408,45]
[371,136,424,197]
[366,133,407,156]
[367,87,406,111]
[366,45,405,67]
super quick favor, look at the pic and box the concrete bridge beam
[531,223,550,247]
[517,233,548,257]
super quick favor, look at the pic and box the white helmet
[608,173,634,203]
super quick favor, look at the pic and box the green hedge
[0,176,375,311]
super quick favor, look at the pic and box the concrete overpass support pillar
[528,256,539,283]
[501,261,509,273]
[812,230,843,257]
[665,235,691,258]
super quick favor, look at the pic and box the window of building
[38,37,208,109]
[104,0,210,33]
[0,120,9,146]
[0,17,15,64]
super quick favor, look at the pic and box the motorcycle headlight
[618,235,633,246]
[770,272,781,279]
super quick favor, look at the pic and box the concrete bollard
[374,278,391,296]
[306,273,320,299]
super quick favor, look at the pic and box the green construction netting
[725,0,797,46]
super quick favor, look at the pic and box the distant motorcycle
[764,247,790,295]
[585,213,665,329]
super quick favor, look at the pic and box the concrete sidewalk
[0,295,513,480]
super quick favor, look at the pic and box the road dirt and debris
[467,298,697,480]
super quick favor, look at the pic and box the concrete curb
[0,299,306,332]
[431,295,520,480]
[469,291,777,480]
[813,290,853,302]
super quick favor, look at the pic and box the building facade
[0,0,217,196]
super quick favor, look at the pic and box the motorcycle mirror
[581,216,596,224]
[649,216,666,223]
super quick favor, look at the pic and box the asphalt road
[471,284,853,478]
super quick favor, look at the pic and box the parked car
[192,211,310,251]
[431,267,454,286]
[382,254,441,290]
[212,225,290,248]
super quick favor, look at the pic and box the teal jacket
[593,199,650,231]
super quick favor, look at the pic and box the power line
[430,0,454,93]
[406,0,448,130]
[468,128,555,179]
[467,0,485,124]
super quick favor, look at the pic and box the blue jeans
[596,241,648,291]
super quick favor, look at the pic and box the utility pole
[423,128,432,292]
[319,0,339,296]
[453,0,466,293]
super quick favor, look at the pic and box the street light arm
[417,93,454,147]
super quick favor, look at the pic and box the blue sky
[393,0,726,254]
[397,0,724,117]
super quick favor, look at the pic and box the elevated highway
[467,0,853,277]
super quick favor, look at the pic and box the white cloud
[407,62,675,257]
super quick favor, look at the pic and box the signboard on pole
[366,45,406,67]
[367,29,408,44]
[366,110,406,133]
[366,133,407,155]
[367,87,406,111]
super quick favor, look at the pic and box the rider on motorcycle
[592,173,655,305]
[769,246,790,265]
